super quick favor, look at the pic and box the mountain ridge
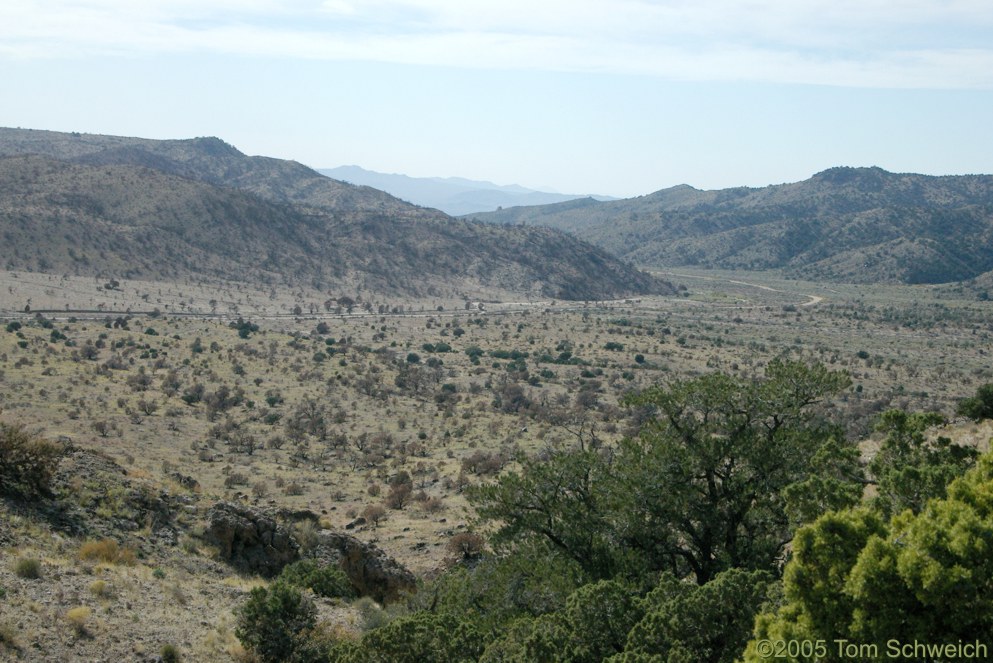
[0,128,670,301]
[469,167,993,284]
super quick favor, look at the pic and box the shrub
[363,504,387,526]
[958,383,993,422]
[359,611,484,662]
[0,423,64,498]
[279,560,355,599]
[235,581,316,663]
[446,532,486,560]
[0,620,16,650]
[384,482,413,510]
[65,606,92,636]
[13,557,42,579]
[292,520,319,554]
[160,644,181,662]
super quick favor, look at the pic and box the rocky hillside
[470,167,993,284]
[0,432,416,662]
[0,128,670,300]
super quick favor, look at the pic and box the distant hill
[320,165,615,216]
[0,128,669,301]
[470,167,993,284]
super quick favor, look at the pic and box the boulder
[310,530,416,603]
[204,502,298,576]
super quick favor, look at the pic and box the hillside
[0,128,669,300]
[470,167,993,284]
[320,165,615,215]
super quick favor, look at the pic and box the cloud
[2,0,992,88]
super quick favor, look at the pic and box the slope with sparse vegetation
[0,128,671,301]
[471,167,993,285]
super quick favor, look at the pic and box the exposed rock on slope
[202,502,417,602]
[310,529,417,603]
[204,502,300,577]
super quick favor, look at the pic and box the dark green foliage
[621,569,776,663]
[614,360,855,583]
[160,644,180,663]
[265,389,284,407]
[470,445,621,580]
[235,581,316,663]
[957,383,993,421]
[350,611,484,663]
[0,422,64,498]
[230,317,259,339]
[422,342,451,353]
[521,580,644,662]
[472,360,858,585]
[868,409,978,517]
[413,547,584,639]
[13,557,42,580]
[489,349,529,360]
[279,560,355,599]
[782,436,865,527]
[180,383,204,405]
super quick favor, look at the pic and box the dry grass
[78,539,137,566]
[65,606,92,636]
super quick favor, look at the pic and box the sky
[2,1,993,198]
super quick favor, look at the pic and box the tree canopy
[471,359,860,585]
[746,451,993,661]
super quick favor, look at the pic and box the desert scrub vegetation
[160,643,181,662]
[0,421,64,497]
[0,619,18,653]
[13,556,43,579]
[235,581,317,663]
[3,275,993,661]
[230,359,989,663]
[277,559,355,599]
[65,606,92,636]
[957,382,993,422]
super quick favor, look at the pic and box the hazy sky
[3,1,993,197]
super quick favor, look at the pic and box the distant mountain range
[320,165,616,216]
[0,128,670,301]
[470,167,993,285]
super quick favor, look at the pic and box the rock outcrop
[202,502,415,601]
[310,530,417,604]
[204,502,299,577]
